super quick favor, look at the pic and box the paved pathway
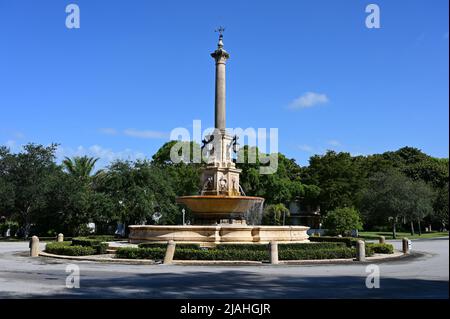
[0,238,448,298]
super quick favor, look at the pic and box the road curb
[38,249,413,266]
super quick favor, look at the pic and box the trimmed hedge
[279,242,346,250]
[116,243,356,261]
[72,237,109,254]
[84,235,116,241]
[279,247,356,260]
[137,243,201,250]
[174,248,268,261]
[45,242,96,256]
[309,236,360,247]
[116,247,166,260]
[216,243,346,251]
[366,243,394,254]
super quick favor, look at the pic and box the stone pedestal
[356,240,366,261]
[30,236,39,257]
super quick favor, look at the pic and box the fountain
[129,29,309,246]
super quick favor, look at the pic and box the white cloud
[99,128,168,139]
[99,128,118,135]
[56,145,146,169]
[5,140,16,148]
[289,92,329,109]
[298,144,314,153]
[327,139,341,147]
[123,129,167,139]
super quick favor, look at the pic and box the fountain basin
[176,195,264,222]
[128,225,310,246]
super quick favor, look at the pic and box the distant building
[288,202,321,229]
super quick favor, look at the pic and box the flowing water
[244,199,265,225]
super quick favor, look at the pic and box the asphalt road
[0,238,448,299]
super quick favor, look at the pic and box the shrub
[309,236,360,247]
[0,222,19,237]
[138,242,201,250]
[262,204,290,225]
[116,247,166,260]
[72,237,109,254]
[85,235,116,241]
[366,243,394,254]
[216,244,267,251]
[116,243,357,261]
[279,242,346,250]
[45,242,96,256]
[279,247,356,260]
[173,248,268,261]
[323,207,363,236]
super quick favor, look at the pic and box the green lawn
[358,231,449,240]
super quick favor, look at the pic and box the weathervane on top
[215,26,226,48]
[215,26,225,37]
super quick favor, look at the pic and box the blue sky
[0,0,448,168]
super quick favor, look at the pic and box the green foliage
[116,247,166,260]
[215,242,346,251]
[323,207,363,236]
[279,247,356,260]
[45,242,96,256]
[0,143,60,238]
[433,182,449,229]
[279,242,346,249]
[1,141,448,238]
[138,242,201,249]
[262,203,290,225]
[118,242,355,261]
[359,170,436,237]
[366,243,394,254]
[62,156,99,180]
[173,248,268,261]
[301,151,367,212]
[0,221,19,237]
[71,237,109,254]
[309,236,360,247]
[237,146,318,205]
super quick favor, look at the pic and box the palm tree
[62,156,99,179]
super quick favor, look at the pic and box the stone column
[57,233,64,242]
[356,240,366,261]
[30,236,39,257]
[164,240,176,264]
[269,241,279,264]
[211,34,229,132]
[378,236,385,244]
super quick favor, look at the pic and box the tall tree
[62,156,99,180]
[0,143,59,237]
[359,170,434,238]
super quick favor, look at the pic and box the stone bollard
[57,233,64,242]
[379,236,385,244]
[355,240,366,262]
[402,237,410,254]
[30,236,40,257]
[163,240,176,264]
[269,241,279,264]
